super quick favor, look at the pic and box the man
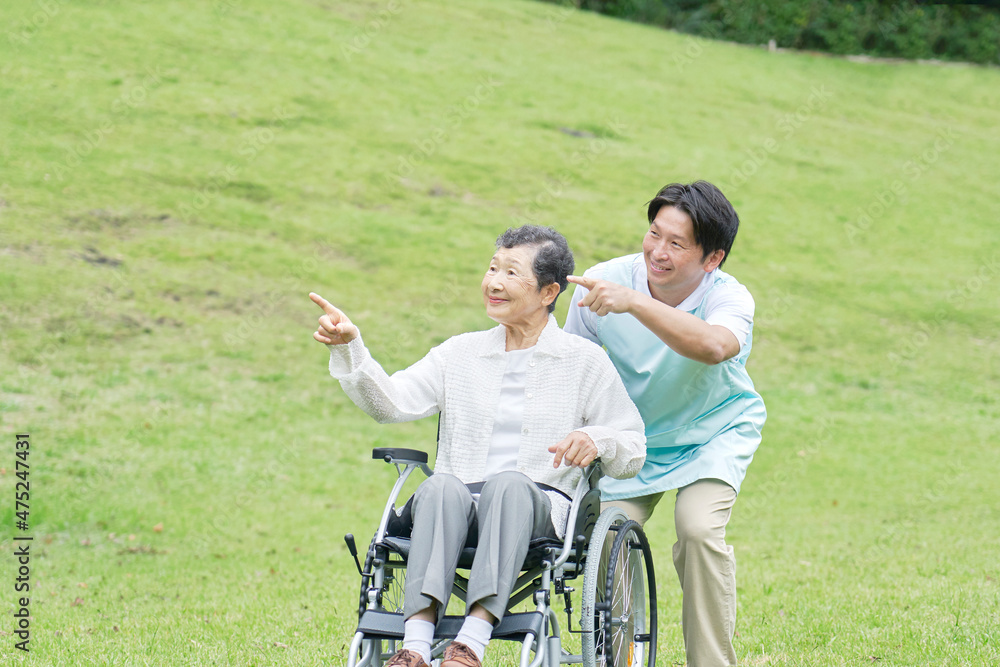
[564,181,766,667]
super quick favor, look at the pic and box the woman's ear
[540,282,561,307]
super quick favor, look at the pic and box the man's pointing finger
[566,275,596,290]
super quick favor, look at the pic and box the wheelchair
[344,447,657,667]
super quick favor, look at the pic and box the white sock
[454,615,493,662]
[402,618,435,665]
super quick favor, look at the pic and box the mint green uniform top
[565,254,766,500]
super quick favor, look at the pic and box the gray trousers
[402,471,556,622]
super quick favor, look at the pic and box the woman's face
[481,245,550,326]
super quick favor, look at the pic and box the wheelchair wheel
[377,562,406,614]
[604,520,656,666]
[581,507,625,666]
[375,562,407,666]
[356,543,407,617]
[581,509,656,667]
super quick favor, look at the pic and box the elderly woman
[311,225,645,667]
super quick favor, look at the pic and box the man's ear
[703,249,726,272]
[541,282,561,307]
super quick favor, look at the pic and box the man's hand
[549,431,598,469]
[567,275,638,317]
[309,292,360,345]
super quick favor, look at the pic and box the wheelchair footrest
[357,610,544,642]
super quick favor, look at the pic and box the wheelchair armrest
[372,448,428,465]
[585,459,603,488]
[371,448,433,545]
[549,460,603,571]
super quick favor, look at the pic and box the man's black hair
[647,181,740,266]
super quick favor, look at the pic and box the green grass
[1,0,999,664]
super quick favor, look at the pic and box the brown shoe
[384,648,430,667]
[441,641,482,667]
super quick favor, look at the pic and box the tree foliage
[557,0,1000,65]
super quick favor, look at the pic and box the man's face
[642,205,721,302]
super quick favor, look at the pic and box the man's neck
[648,282,699,308]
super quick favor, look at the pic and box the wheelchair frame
[345,448,657,667]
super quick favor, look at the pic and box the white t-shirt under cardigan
[484,347,535,476]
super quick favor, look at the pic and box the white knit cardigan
[328,315,647,533]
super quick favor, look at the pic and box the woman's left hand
[549,432,598,468]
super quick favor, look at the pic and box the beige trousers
[603,479,738,667]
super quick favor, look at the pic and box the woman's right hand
[309,292,360,345]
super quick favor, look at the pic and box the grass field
[1,0,999,664]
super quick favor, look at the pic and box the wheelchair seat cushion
[380,535,563,570]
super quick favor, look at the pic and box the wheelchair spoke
[381,565,406,614]
[604,525,654,667]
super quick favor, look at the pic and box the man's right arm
[567,275,744,365]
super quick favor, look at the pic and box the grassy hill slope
[1,0,998,664]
